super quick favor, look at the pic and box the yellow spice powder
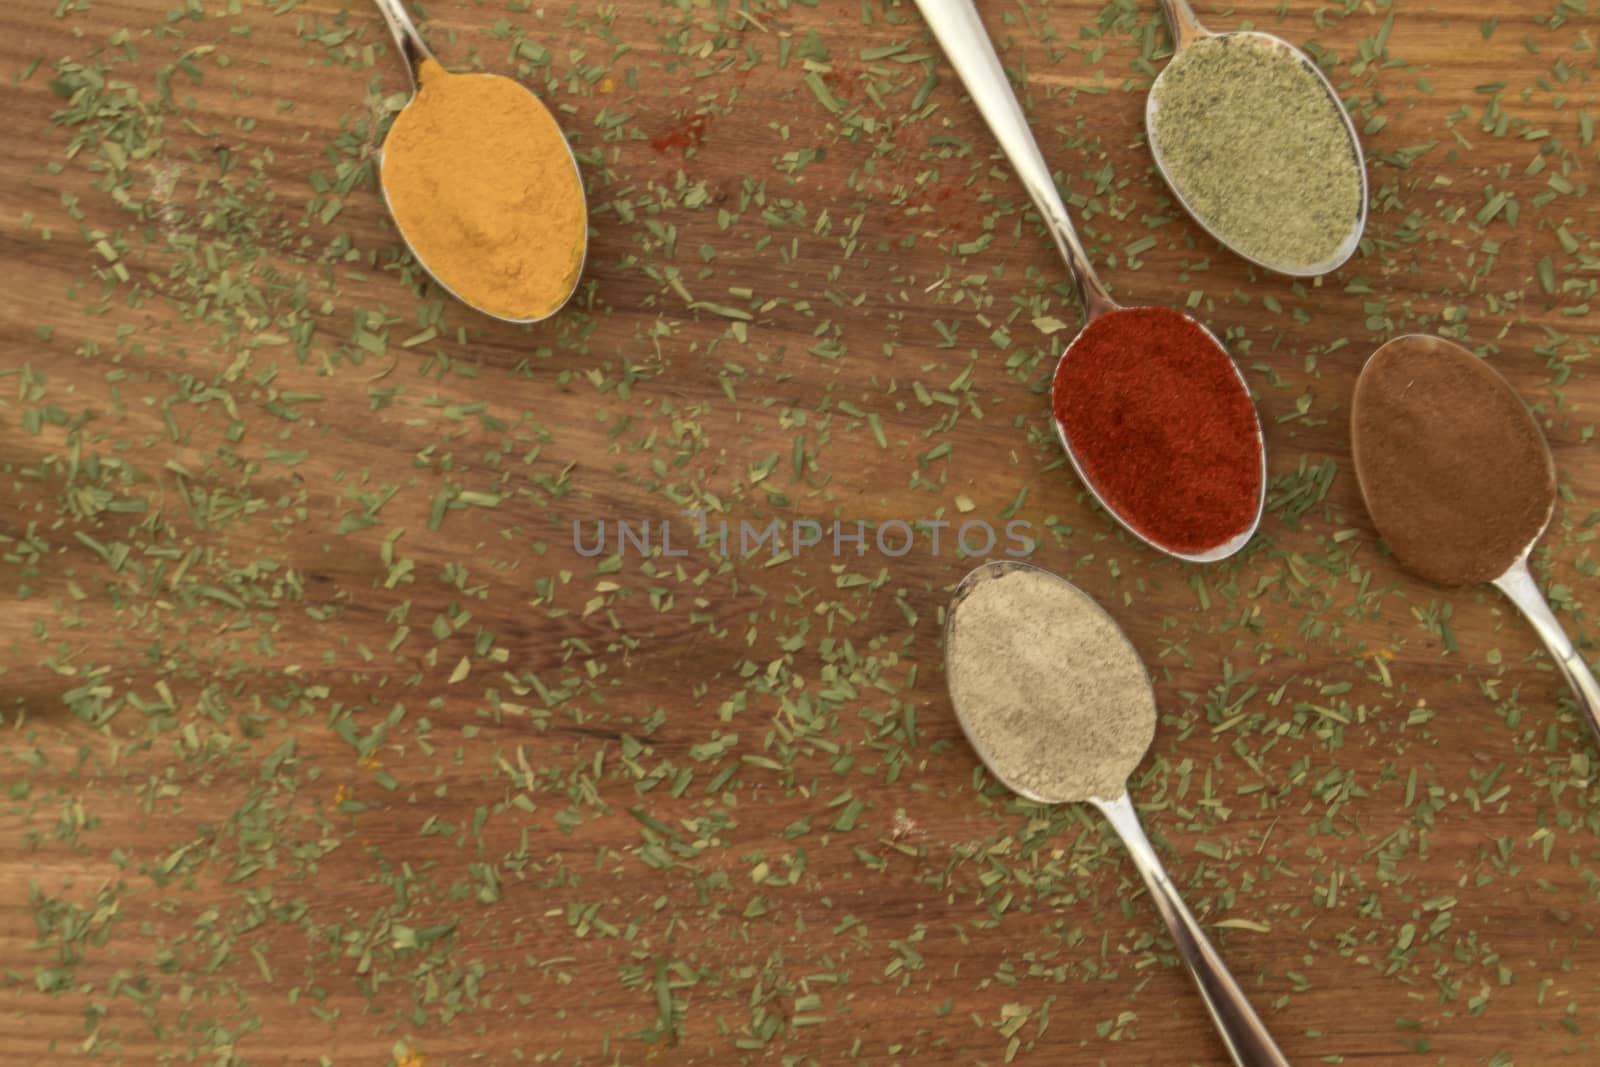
[380,59,586,321]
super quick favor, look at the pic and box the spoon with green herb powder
[1351,335,1600,746]
[945,562,1291,1067]
[1146,0,1367,276]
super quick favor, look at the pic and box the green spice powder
[1150,34,1363,271]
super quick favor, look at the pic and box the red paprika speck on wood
[1051,306,1262,554]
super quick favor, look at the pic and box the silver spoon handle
[1155,0,1211,49]
[1494,556,1600,747]
[1093,792,1291,1067]
[372,0,437,89]
[912,0,1117,320]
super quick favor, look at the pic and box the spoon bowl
[1351,334,1600,746]
[372,0,587,324]
[1051,309,1266,564]
[914,0,1265,561]
[944,561,1290,1066]
[944,559,1157,804]
[1147,3,1368,277]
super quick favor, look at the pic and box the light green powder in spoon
[1150,34,1362,271]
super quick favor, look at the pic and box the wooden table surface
[2,1,1597,1064]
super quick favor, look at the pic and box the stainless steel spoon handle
[1494,556,1600,747]
[1155,0,1211,49]
[372,0,436,89]
[1093,792,1291,1067]
[912,0,1117,320]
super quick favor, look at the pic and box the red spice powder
[651,113,709,154]
[1050,306,1262,554]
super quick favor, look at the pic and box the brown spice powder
[1351,335,1555,586]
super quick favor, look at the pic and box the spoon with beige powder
[1351,334,1600,745]
[944,562,1289,1067]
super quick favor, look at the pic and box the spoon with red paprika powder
[915,0,1265,562]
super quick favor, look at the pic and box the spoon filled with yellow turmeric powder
[372,0,587,323]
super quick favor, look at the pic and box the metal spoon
[1351,335,1600,746]
[913,0,1265,563]
[372,0,586,324]
[945,561,1291,1067]
[1499,556,1600,747]
[1147,0,1368,276]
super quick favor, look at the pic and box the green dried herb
[1151,34,1363,271]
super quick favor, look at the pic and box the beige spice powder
[946,567,1157,803]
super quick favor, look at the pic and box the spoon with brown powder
[1351,335,1600,745]
[945,561,1290,1067]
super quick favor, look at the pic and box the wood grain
[0,1,1596,1065]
